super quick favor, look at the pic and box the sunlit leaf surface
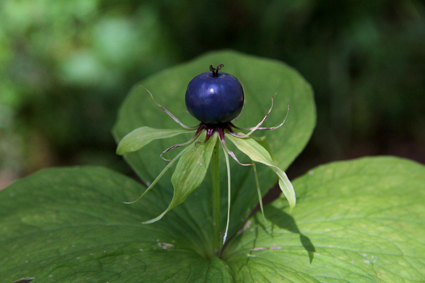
[1,157,424,282]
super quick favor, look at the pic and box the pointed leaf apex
[116,127,193,155]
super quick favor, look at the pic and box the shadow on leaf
[266,205,316,264]
[223,186,316,264]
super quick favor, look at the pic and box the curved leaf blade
[144,131,218,224]
[224,157,425,282]
[2,157,424,281]
[116,126,193,155]
[0,167,233,282]
[227,134,296,211]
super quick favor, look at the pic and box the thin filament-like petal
[252,163,266,222]
[256,105,289,131]
[230,94,276,137]
[160,130,202,161]
[220,135,252,166]
[222,145,232,245]
[232,94,289,135]
[141,85,197,130]
[123,148,187,204]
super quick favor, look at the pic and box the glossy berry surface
[185,68,244,124]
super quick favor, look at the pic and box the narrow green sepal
[143,131,218,224]
[226,134,296,211]
[117,126,194,155]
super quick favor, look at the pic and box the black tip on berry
[209,64,224,77]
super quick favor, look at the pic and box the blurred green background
[1,0,424,189]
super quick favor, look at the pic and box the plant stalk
[211,137,221,256]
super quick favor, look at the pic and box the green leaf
[226,134,295,211]
[0,167,232,282]
[143,131,217,224]
[2,157,424,282]
[116,126,193,155]
[224,157,425,282]
[112,50,315,235]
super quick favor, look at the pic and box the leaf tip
[287,196,296,213]
[142,215,163,224]
[116,140,130,155]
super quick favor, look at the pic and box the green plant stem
[211,138,221,256]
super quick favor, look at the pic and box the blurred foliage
[0,0,181,180]
[1,0,424,187]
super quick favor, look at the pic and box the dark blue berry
[185,65,244,124]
